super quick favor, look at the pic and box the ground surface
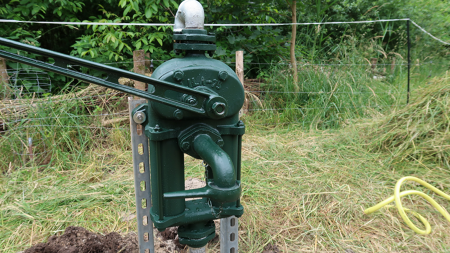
[22,226,188,253]
[23,226,139,253]
[21,225,280,253]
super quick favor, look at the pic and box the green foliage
[0,0,448,93]
[71,0,179,67]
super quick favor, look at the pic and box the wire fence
[0,18,448,163]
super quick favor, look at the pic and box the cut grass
[238,126,450,252]
[364,75,450,168]
[1,122,450,252]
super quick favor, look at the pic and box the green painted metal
[173,29,216,56]
[142,28,245,247]
[0,27,245,248]
[178,221,216,248]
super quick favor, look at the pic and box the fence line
[2,124,128,131]
[246,91,397,94]
[1,93,123,109]
[0,18,410,26]
[2,100,396,125]
[248,104,395,112]
[6,62,440,68]
[3,112,129,124]
[0,18,448,45]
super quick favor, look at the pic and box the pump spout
[164,134,240,203]
[193,134,236,188]
[174,0,205,32]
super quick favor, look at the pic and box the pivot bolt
[212,102,226,116]
[181,142,190,151]
[173,70,184,82]
[188,97,197,105]
[218,71,228,81]
[182,95,197,106]
[173,109,184,120]
[217,139,224,147]
[133,111,146,124]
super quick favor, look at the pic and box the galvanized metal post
[220,216,238,253]
[189,247,207,253]
[129,97,155,253]
[407,19,411,104]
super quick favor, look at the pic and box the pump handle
[0,37,227,119]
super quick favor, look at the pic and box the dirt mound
[23,226,192,253]
[24,226,138,253]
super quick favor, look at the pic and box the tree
[286,0,298,91]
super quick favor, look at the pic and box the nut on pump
[0,0,245,248]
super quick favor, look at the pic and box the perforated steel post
[220,216,238,253]
[129,98,155,253]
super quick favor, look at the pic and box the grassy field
[1,66,449,252]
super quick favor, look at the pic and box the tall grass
[245,61,404,129]
[0,91,130,170]
[244,32,448,130]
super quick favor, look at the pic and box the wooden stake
[0,57,11,99]
[371,58,377,75]
[289,0,298,92]
[235,51,248,114]
[133,50,146,95]
[236,51,244,85]
[390,57,396,73]
[145,52,151,72]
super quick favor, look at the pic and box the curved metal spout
[174,0,205,32]
[193,134,236,188]
[163,133,240,203]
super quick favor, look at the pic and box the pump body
[135,28,245,247]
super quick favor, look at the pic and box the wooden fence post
[391,57,396,73]
[371,58,377,76]
[235,50,247,114]
[145,52,151,75]
[236,51,244,87]
[133,50,146,94]
[0,57,11,99]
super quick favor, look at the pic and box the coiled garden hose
[364,176,450,234]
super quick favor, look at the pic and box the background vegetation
[0,0,449,252]
[0,0,449,90]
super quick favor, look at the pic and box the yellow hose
[364,176,450,234]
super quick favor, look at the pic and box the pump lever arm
[0,37,227,119]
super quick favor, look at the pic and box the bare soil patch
[23,226,138,253]
[22,226,191,253]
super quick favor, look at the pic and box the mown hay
[365,76,450,166]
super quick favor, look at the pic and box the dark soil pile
[23,226,190,253]
[24,226,138,253]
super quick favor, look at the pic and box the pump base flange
[178,220,216,248]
